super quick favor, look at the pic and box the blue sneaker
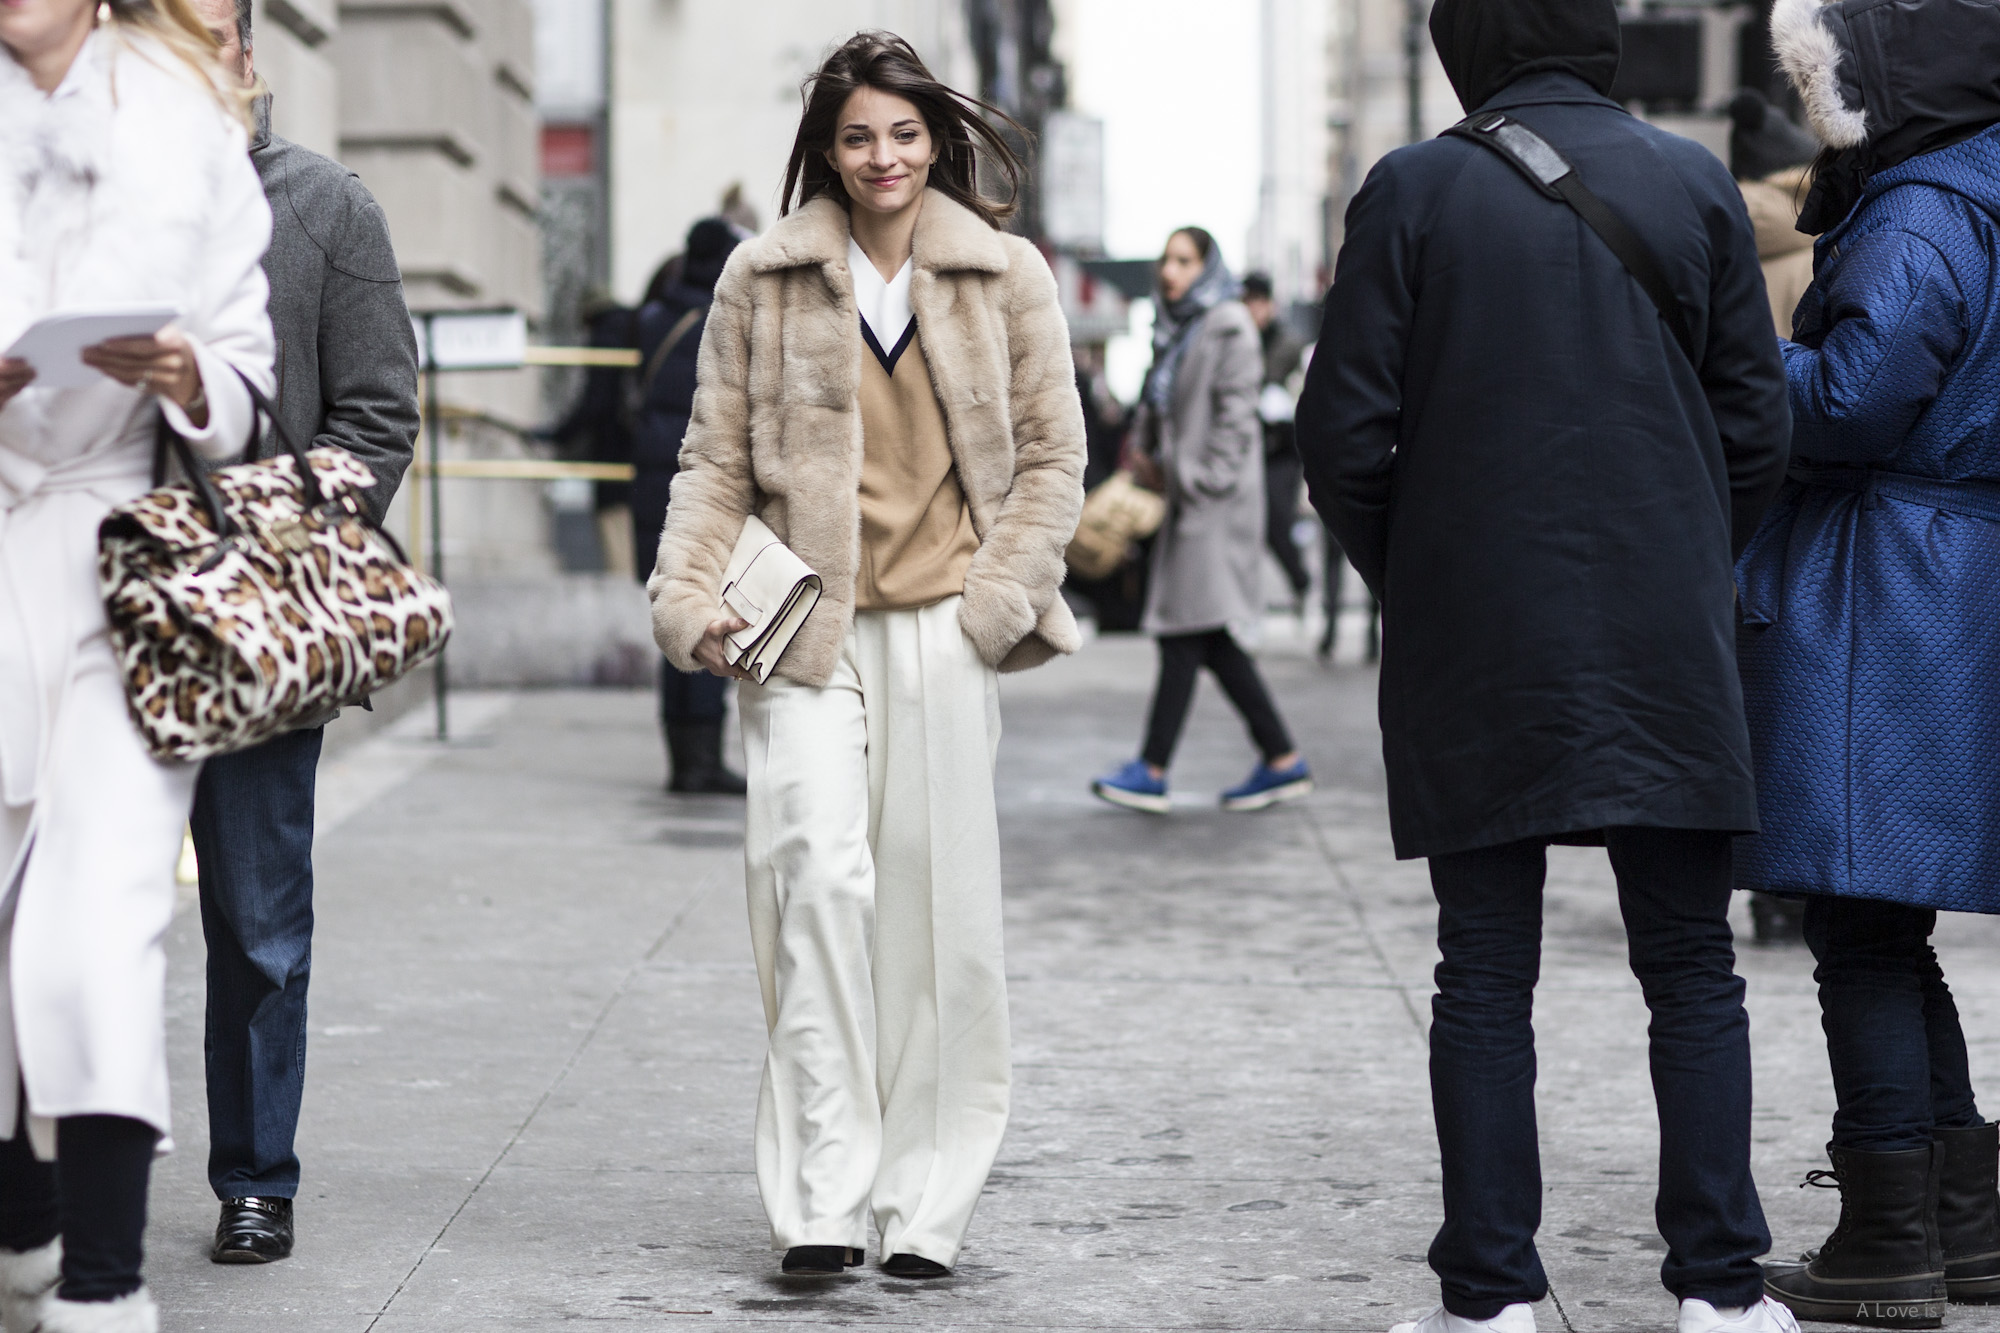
[1091,759,1170,814]
[1220,758,1313,811]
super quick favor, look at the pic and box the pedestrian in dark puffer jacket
[633,217,747,793]
[1739,0,2000,1325]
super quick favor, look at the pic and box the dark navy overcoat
[1297,72,1791,860]
[1735,125,2000,914]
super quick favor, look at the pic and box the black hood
[1774,0,2000,230]
[1429,0,1622,113]
[680,217,744,294]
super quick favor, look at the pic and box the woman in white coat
[0,0,274,1326]
[649,32,1085,1280]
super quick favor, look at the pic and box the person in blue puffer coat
[1739,0,2000,1325]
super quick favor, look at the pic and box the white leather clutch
[719,515,822,684]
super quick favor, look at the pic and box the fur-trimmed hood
[1771,0,2000,231]
[1772,0,2000,151]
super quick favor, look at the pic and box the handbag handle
[234,367,329,509]
[149,365,333,540]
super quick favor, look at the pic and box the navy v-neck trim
[862,316,917,376]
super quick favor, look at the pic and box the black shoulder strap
[637,305,707,400]
[1444,112,1699,367]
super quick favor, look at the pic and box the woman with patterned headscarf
[1092,227,1311,814]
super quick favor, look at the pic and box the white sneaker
[1678,1296,1801,1333]
[1388,1302,1537,1333]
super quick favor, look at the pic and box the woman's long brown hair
[781,30,1027,230]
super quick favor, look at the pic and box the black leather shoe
[882,1253,950,1278]
[780,1245,861,1275]
[212,1197,294,1263]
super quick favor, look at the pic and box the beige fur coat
[648,191,1087,686]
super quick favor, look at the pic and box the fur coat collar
[746,191,1011,279]
[647,190,1087,686]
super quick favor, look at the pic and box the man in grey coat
[188,0,420,1264]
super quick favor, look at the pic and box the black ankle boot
[665,719,746,795]
[1936,1123,2000,1303]
[1765,1143,1946,1328]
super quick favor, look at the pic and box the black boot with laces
[1764,1143,1946,1328]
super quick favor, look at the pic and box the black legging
[1141,630,1295,770]
[0,1114,157,1302]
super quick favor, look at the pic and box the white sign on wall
[1041,111,1106,253]
[417,309,528,371]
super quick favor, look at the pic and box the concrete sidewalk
[145,632,2000,1332]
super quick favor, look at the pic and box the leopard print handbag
[98,375,453,761]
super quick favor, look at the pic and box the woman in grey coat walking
[1092,228,1310,814]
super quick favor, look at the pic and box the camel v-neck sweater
[852,244,978,611]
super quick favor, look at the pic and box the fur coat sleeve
[645,254,758,673]
[961,236,1087,674]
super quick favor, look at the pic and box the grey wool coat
[648,191,1088,687]
[1141,299,1266,642]
[248,119,419,524]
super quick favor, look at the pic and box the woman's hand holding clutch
[694,616,755,679]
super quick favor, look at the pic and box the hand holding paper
[81,327,206,417]
[2,305,181,390]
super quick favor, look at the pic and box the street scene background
[143,0,2000,1328]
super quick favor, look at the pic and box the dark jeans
[0,1115,158,1301]
[1426,830,1769,1318]
[1141,630,1295,770]
[190,725,322,1201]
[659,656,728,724]
[1264,447,1311,598]
[1802,895,1982,1152]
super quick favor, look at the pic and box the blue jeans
[1426,829,1770,1318]
[1802,895,1982,1152]
[190,726,322,1201]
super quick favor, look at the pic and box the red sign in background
[541,125,595,179]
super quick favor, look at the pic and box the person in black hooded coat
[633,217,746,793]
[1294,1,1793,1330]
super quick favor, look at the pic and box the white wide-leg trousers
[739,595,1009,1266]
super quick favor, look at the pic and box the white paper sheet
[2,304,181,388]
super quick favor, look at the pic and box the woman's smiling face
[826,86,935,218]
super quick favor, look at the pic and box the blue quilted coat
[1735,123,2000,913]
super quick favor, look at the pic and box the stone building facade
[253,0,554,605]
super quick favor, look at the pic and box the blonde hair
[107,0,255,129]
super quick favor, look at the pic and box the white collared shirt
[848,237,914,351]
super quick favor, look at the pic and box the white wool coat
[0,30,275,1150]
[648,191,1087,685]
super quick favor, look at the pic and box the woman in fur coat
[0,0,274,1327]
[1091,227,1311,816]
[647,32,1085,1278]
[1738,0,2000,1324]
